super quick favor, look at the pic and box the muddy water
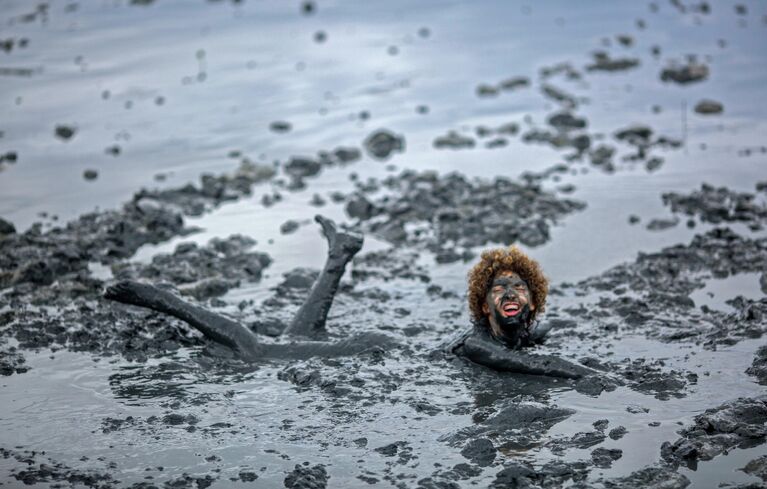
[1,0,767,487]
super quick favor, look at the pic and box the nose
[502,287,519,301]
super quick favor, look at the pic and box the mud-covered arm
[460,332,594,379]
[529,321,553,344]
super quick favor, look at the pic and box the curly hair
[467,245,548,326]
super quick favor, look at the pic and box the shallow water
[689,272,765,311]
[1,0,767,487]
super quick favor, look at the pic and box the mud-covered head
[467,246,548,333]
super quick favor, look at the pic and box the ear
[482,302,489,315]
[529,301,536,311]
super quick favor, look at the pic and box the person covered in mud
[104,215,395,361]
[448,246,593,379]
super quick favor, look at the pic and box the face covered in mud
[482,270,535,341]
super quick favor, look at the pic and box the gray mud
[662,396,767,468]
[1,1,766,488]
[340,170,586,259]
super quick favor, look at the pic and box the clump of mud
[441,401,576,450]
[433,130,476,149]
[601,466,690,489]
[694,99,724,115]
[0,198,189,289]
[0,345,27,375]
[661,183,767,230]
[660,57,709,84]
[341,170,586,260]
[284,463,328,489]
[585,51,640,72]
[363,129,404,160]
[614,124,681,165]
[113,235,272,301]
[136,159,275,216]
[661,396,767,467]
[552,228,767,350]
[747,346,767,384]
[475,75,530,97]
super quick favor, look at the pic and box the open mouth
[500,301,522,317]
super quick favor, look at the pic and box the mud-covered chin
[492,304,531,331]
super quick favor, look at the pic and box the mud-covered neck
[475,317,532,350]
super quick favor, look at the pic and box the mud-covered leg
[104,280,263,357]
[264,332,397,361]
[283,215,363,336]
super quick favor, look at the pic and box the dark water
[1,0,767,487]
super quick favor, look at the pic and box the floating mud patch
[747,346,767,385]
[284,463,328,489]
[660,58,709,84]
[662,184,767,230]
[351,248,431,283]
[601,466,690,489]
[54,124,76,140]
[475,76,531,97]
[540,61,582,81]
[488,460,590,488]
[551,228,767,349]
[112,235,272,301]
[459,438,497,466]
[441,401,576,450]
[1,445,225,488]
[0,151,19,168]
[547,111,587,131]
[137,159,275,216]
[343,170,586,258]
[541,83,580,109]
[661,396,767,468]
[475,122,519,139]
[0,345,27,375]
[0,197,191,289]
[433,130,476,149]
[742,455,767,482]
[521,127,591,157]
[269,120,292,132]
[1,447,120,488]
[499,76,530,90]
[585,51,640,72]
[284,157,321,179]
[646,217,679,231]
[614,124,682,163]
[694,99,724,115]
[363,129,404,160]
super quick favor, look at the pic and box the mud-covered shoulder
[441,325,478,355]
